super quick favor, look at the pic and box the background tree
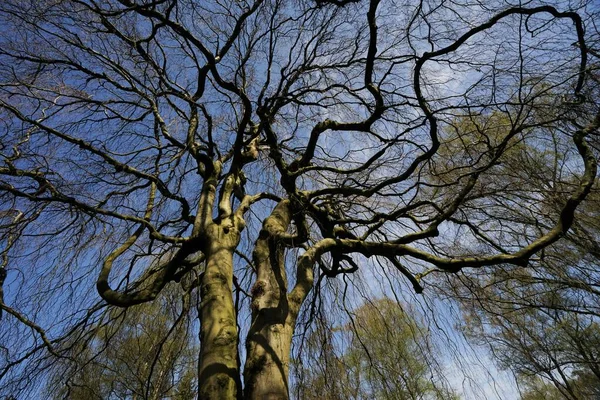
[446,192,600,400]
[518,368,600,400]
[437,76,600,398]
[0,0,598,399]
[519,377,573,400]
[46,283,197,400]
[293,298,457,400]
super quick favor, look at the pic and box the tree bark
[244,314,296,400]
[244,201,309,400]
[197,219,242,400]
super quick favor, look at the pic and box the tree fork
[244,200,304,400]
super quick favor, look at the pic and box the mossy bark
[197,219,242,400]
[244,201,309,400]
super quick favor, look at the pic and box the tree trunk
[197,220,242,400]
[244,201,308,400]
[244,312,296,400]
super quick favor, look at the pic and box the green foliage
[293,298,457,400]
[520,377,568,400]
[47,285,197,399]
[520,372,600,400]
[440,108,600,400]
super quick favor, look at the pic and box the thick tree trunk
[197,220,242,400]
[244,312,296,400]
[244,201,310,400]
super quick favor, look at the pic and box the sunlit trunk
[243,201,307,400]
[244,311,296,400]
[197,221,242,400]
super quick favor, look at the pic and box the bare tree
[0,0,598,398]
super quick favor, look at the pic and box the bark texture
[198,218,242,400]
[244,201,309,400]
